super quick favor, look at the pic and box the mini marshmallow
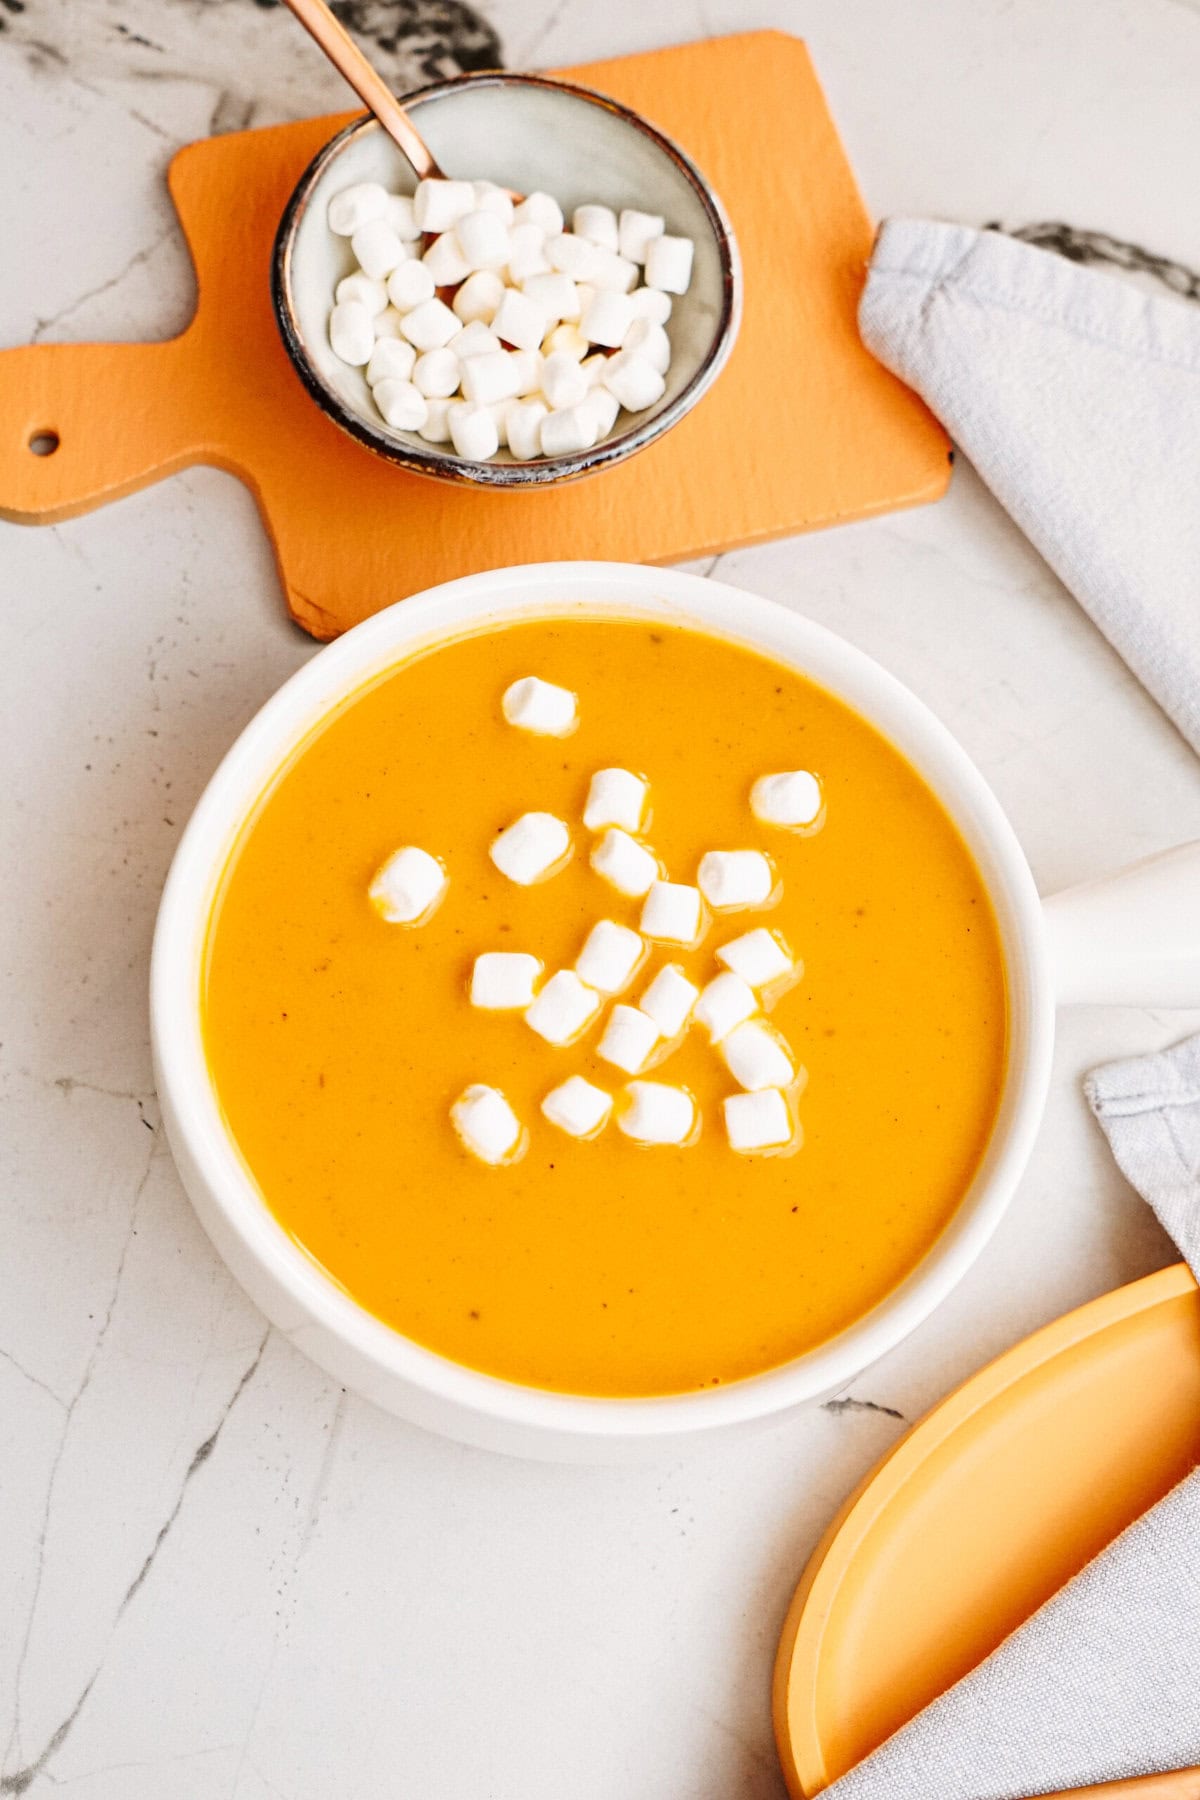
[543,323,589,362]
[511,349,544,396]
[456,208,511,271]
[521,272,581,323]
[617,1081,696,1146]
[452,320,502,359]
[473,180,515,224]
[525,969,601,1046]
[453,269,506,324]
[506,398,549,460]
[418,397,453,443]
[581,353,610,389]
[513,191,564,235]
[597,1004,660,1075]
[351,219,406,280]
[451,1084,524,1165]
[623,317,671,374]
[697,850,776,911]
[373,378,428,432]
[487,399,510,449]
[645,233,695,295]
[583,289,636,349]
[336,271,389,315]
[750,771,824,829]
[629,285,673,324]
[413,177,476,233]
[579,386,620,442]
[461,350,521,405]
[716,928,795,989]
[638,964,698,1037]
[491,288,549,353]
[573,204,619,250]
[448,401,499,460]
[423,230,473,288]
[723,1089,792,1154]
[385,193,420,240]
[542,351,589,409]
[328,181,389,235]
[367,337,417,386]
[541,1076,612,1140]
[583,767,648,833]
[721,1020,796,1092]
[368,845,447,923]
[539,404,597,457]
[640,880,705,947]
[489,810,571,884]
[575,283,597,318]
[506,223,551,283]
[618,207,665,264]
[603,350,666,413]
[588,250,639,295]
[575,920,644,995]
[330,300,375,366]
[546,232,601,280]
[502,675,578,735]
[386,259,436,311]
[372,307,407,339]
[591,828,660,897]
[470,951,542,1010]
[412,348,461,399]
[400,297,462,352]
[693,971,758,1043]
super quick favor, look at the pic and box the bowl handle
[1042,841,1200,1006]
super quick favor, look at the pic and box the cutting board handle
[0,337,204,524]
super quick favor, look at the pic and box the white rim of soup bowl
[272,75,742,489]
[151,561,1053,1447]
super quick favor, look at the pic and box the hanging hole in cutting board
[28,430,59,457]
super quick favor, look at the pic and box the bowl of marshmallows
[272,72,741,486]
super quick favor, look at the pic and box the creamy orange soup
[203,617,1007,1396]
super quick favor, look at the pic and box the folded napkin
[858,219,1200,756]
[826,1030,1200,1800]
[1089,1034,1200,1271]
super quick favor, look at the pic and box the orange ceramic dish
[201,615,1007,1399]
[773,1262,1200,1794]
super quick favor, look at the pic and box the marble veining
[989,222,1200,301]
[3,1,1200,1795]
[0,0,501,135]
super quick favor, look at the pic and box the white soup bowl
[151,562,1200,1460]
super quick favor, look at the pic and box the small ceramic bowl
[272,72,741,487]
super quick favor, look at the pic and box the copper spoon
[1028,1771,1200,1800]
[280,0,523,202]
[279,0,446,182]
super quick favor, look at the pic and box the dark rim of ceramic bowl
[271,71,741,489]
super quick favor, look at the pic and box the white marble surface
[3,2,1200,1794]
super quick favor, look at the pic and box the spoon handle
[1027,1771,1200,1800]
[279,0,442,182]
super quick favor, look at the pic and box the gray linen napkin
[858,219,1200,756]
[824,1031,1200,1799]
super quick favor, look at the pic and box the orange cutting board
[0,32,949,639]
[773,1263,1200,1795]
